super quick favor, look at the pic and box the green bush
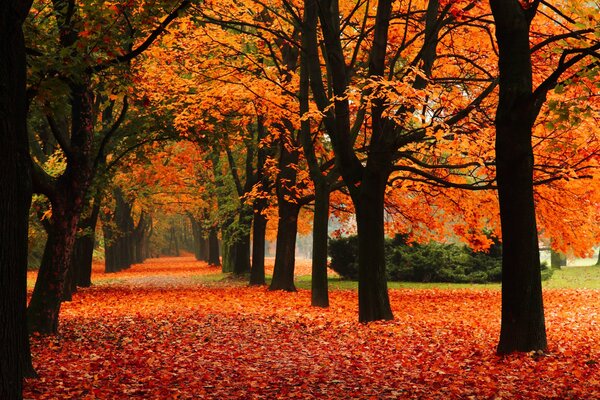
[328,235,553,283]
[328,235,360,280]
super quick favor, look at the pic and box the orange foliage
[24,257,600,399]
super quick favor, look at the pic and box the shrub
[328,235,552,283]
[328,235,359,280]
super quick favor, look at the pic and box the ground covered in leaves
[25,257,599,399]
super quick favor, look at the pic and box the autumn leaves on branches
[22,0,600,355]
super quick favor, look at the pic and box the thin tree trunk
[233,206,252,275]
[250,201,268,285]
[221,218,235,272]
[311,181,330,307]
[299,5,330,306]
[491,0,547,354]
[189,215,203,260]
[198,236,209,262]
[208,227,221,266]
[0,0,35,393]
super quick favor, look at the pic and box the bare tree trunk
[0,0,35,394]
[491,0,547,354]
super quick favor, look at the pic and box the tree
[0,0,34,397]
[26,0,190,333]
[490,0,599,353]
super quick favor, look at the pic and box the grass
[543,264,600,289]
[27,259,600,292]
[293,264,600,291]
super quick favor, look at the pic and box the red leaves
[24,258,599,398]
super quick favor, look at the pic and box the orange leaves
[24,257,600,399]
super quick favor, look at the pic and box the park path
[88,255,316,289]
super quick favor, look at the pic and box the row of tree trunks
[103,190,152,273]
[0,0,36,395]
[189,214,209,261]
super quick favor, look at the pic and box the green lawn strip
[543,265,600,289]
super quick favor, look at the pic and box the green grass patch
[543,265,600,289]
[294,275,499,290]
[295,264,600,291]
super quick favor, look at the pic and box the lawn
[24,257,599,399]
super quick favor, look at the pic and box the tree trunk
[220,218,235,272]
[0,1,35,394]
[311,181,330,307]
[233,206,252,275]
[208,227,221,266]
[28,198,82,334]
[102,209,118,273]
[269,201,300,292]
[355,167,393,322]
[299,5,330,306]
[75,198,100,286]
[28,74,96,334]
[129,210,148,265]
[249,201,268,285]
[269,134,302,292]
[198,236,209,262]
[73,229,95,287]
[491,0,547,354]
[189,215,204,261]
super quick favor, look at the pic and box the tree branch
[90,0,191,73]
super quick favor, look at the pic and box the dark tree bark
[28,190,88,333]
[0,0,35,395]
[269,139,302,292]
[490,0,547,354]
[76,195,101,286]
[189,214,208,261]
[220,218,235,272]
[299,3,330,306]
[232,206,252,275]
[310,181,330,307]
[269,201,300,291]
[63,197,100,298]
[132,211,150,264]
[208,227,221,266]
[249,116,270,286]
[356,167,393,321]
[249,201,268,285]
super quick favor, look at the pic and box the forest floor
[24,257,600,399]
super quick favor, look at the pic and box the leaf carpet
[24,257,600,399]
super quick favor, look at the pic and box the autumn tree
[490,0,600,353]
[25,0,190,333]
[0,0,35,396]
